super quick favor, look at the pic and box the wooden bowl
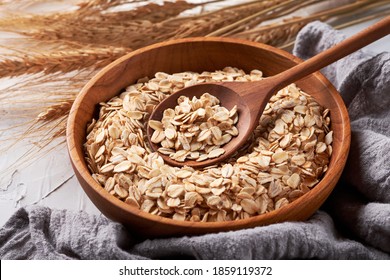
[67,37,350,237]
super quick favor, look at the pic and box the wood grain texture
[67,37,351,237]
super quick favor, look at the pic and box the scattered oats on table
[84,67,333,222]
[149,93,239,162]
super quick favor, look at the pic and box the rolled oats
[84,67,333,222]
[149,93,239,162]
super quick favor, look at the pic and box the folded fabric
[1,21,389,260]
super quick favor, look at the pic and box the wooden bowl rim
[67,37,351,230]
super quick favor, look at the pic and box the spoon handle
[269,16,390,91]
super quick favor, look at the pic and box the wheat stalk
[0,1,200,46]
[231,0,386,46]
[279,5,390,50]
[206,0,322,37]
[0,68,93,101]
[0,69,90,150]
[234,0,383,39]
[0,1,290,49]
[36,100,73,122]
[0,44,130,77]
[145,0,289,44]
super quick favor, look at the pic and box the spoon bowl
[147,82,254,167]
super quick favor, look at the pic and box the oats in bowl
[84,67,333,222]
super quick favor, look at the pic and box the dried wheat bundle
[0,0,199,48]
[157,0,289,40]
[278,5,390,50]
[233,0,389,45]
[206,0,322,37]
[0,69,94,155]
[0,1,294,49]
[0,0,389,176]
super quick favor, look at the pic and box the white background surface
[0,1,389,227]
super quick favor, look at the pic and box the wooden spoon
[147,16,390,168]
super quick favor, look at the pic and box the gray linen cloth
[1,21,389,259]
